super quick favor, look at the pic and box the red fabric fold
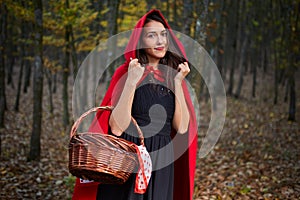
[137,65,165,85]
[72,9,198,200]
[134,145,152,194]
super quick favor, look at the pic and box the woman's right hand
[127,58,145,85]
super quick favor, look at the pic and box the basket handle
[70,106,145,146]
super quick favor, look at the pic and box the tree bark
[107,0,120,76]
[20,1,32,94]
[28,0,43,161]
[146,0,155,11]
[70,27,78,80]
[234,0,247,98]
[225,0,239,96]
[251,48,257,98]
[190,0,209,104]
[288,74,296,121]
[0,3,7,129]
[23,49,32,93]
[63,0,71,128]
[287,2,298,121]
[234,36,248,98]
[46,69,54,114]
[274,65,278,105]
[14,15,28,111]
[215,0,226,76]
[14,63,23,111]
[182,0,193,36]
[6,14,15,89]
[173,0,179,31]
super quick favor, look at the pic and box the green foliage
[251,19,259,27]
[240,186,251,195]
[118,0,147,32]
[64,174,76,192]
[4,0,34,22]
[44,0,98,49]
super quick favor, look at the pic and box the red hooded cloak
[71,9,198,200]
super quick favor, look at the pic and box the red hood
[124,9,187,63]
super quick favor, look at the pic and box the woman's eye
[161,32,167,37]
[147,33,155,38]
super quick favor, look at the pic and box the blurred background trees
[0,0,299,161]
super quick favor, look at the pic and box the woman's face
[142,20,168,63]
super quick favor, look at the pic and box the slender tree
[21,1,33,93]
[182,0,193,36]
[234,0,248,98]
[107,0,120,77]
[226,0,238,96]
[14,13,27,111]
[28,0,43,161]
[287,1,299,121]
[0,2,7,132]
[62,0,71,128]
[5,10,16,90]
[251,46,257,98]
[192,0,209,100]
[214,0,226,76]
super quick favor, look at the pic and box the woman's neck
[147,58,160,69]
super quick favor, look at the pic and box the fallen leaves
[1,74,299,199]
[0,88,72,200]
[194,97,300,199]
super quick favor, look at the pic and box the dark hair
[136,12,186,90]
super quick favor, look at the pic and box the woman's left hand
[175,62,190,82]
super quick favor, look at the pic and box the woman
[72,9,198,200]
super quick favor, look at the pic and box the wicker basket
[68,106,144,184]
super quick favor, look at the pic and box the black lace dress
[97,77,175,200]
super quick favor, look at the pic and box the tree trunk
[0,4,6,159]
[23,57,31,93]
[28,0,43,161]
[173,0,179,31]
[21,1,32,94]
[284,79,289,103]
[215,0,226,76]
[274,66,278,105]
[63,0,71,128]
[190,0,209,105]
[234,0,247,98]
[107,0,120,76]
[6,14,15,89]
[261,47,267,75]
[287,3,298,121]
[226,0,238,95]
[182,0,193,36]
[14,17,27,111]
[70,27,78,80]
[251,48,257,98]
[46,69,54,114]
[288,74,296,121]
[146,0,155,11]
[234,36,248,98]
[14,62,23,111]
[0,2,7,130]
[233,0,244,78]
[271,0,282,105]
[6,47,15,89]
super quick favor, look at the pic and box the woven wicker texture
[69,106,144,184]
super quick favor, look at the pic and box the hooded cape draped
[71,9,198,200]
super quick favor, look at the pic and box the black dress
[97,77,175,200]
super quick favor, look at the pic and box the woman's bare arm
[109,59,144,136]
[172,62,190,134]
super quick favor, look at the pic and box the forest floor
[0,71,299,200]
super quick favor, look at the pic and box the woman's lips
[154,47,165,51]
